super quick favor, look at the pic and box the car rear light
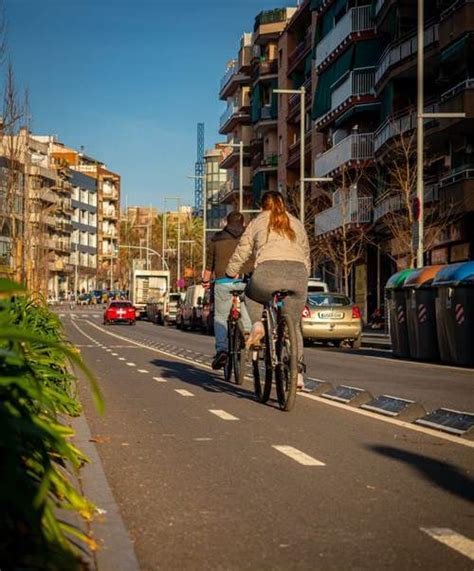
[302,306,311,319]
[352,306,361,319]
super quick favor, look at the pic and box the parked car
[307,278,329,294]
[103,300,136,326]
[165,292,184,326]
[302,292,362,348]
[201,288,214,335]
[178,285,205,331]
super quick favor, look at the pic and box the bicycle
[223,286,248,386]
[251,290,298,412]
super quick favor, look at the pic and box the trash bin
[385,269,415,358]
[433,262,474,367]
[403,265,444,361]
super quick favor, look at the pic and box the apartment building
[218,9,296,211]
[70,169,98,292]
[51,143,121,289]
[204,146,230,230]
[218,33,253,210]
[310,0,474,316]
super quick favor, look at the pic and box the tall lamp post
[274,86,333,223]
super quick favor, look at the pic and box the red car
[103,301,137,326]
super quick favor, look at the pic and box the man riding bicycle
[202,211,253,370]
[226,191,310,389]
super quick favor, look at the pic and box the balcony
[219,103,250,134]
[375,23,439,86]
[220,60,237,93]
[314,190,372,236]
[287,78,312,118]
[374,102,439,153]
[373,181,440,222]
[254,153,278,174]
[253,8,293,43]
[288,29,312,71]
[287,130,312,166]
[103,207,118,220]
[257,58,278,78]
[315,6,374,68]
[315,67,375,126]
[314,133,374,177]
[219,55,251,100]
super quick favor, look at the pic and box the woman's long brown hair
[261,191,296,241]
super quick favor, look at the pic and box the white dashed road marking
[119,357,126,361]
[421,528,474,561]
[175,389,194,397]
[126,362,136,367]
[111,353,118,356]
[272,445,325,466]
[209,409,239,421]
[153,377,167,383]
[138,369,149,373]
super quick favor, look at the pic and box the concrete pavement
[60,307,474,570]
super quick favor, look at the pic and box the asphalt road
[61,307,474,570]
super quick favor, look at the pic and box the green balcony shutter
[251,83,261,123]
[270,78,278,119]
[353,38,383,67]
[312,44,354,119]
[305,52,313,76]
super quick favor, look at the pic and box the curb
[361,333,391,350]
[71,412,140,571]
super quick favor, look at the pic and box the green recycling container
[433,262,474,366]
[403,265,444,361]
[385,269,416,358]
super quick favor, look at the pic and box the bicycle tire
[275,314,298,412]
[252,316,272,403]
[233,322,246,386]
[223,319,233,382]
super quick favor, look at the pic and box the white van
[307,278,329,294]
[178,285,205,331]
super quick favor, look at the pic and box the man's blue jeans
[214,281,251,353]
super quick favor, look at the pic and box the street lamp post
[187,174,213,275]
[274,86,306,223]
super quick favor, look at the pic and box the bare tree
[377,129,459,268]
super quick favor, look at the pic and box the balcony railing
[315,194,372,236]
[373,181,440,222]
[330,67,375,111]
[220,60,237,92]
[288,130,312,163]
[375,23,439,85]
[315,6,373,67]
[374,102,439,152]
[258,58,278,76]
[440,78,474,103]
[314,133,374,177]
[288,29,312,69]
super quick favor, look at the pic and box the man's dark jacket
[206,223,253,279]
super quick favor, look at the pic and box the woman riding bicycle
[226,191,310,386]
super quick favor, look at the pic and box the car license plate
[318,311,344,319]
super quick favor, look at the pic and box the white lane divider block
[153,377,167,383]
[421,528,474,561]
[272,445,325,466]
[175,389,194,397]
[126,362,136,367]
[138,369,149,374]
[209,409,239,421]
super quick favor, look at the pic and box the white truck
[131,269,170,319]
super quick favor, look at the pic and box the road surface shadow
[148,357,264,404]
[368,445,474,504]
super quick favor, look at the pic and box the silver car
[302,292,362,349]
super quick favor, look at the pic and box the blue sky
[5,0,293,208]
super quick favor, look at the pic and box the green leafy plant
[0,279,104,568]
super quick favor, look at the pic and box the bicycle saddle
[272,289,293,298]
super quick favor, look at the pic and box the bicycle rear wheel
[223,320,233,382]
[275,314,298,412]
[232,322,246,386]
[252,317,272,403]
